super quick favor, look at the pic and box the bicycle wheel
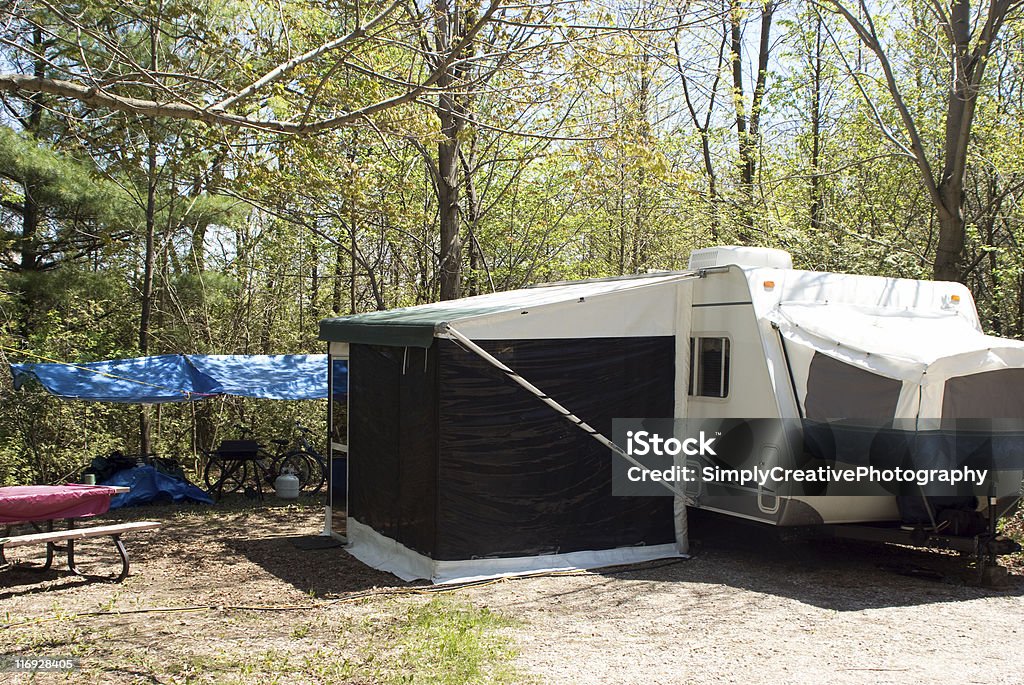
[305,455,327,496]
[254,449,280,493]
[276,448,327,491]
[204,458,249,495]
[275,451,315,490]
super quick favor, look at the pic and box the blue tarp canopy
[10,354,346,403]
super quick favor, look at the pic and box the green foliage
[3,0,1024,488]
[0,127,119,215]
[0,127,135,269]
[379,597,527,685]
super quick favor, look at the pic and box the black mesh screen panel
[942,368,1024,419]
[804,352,902,421]
[435,336,676,561]
[348,343,438,556]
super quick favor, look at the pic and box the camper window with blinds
[689,336,730,398]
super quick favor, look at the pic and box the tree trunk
[138,25,159,456]
[633,57,652,272]
[675,27,725,240]
[350,211,357,312]
[464,152,481,297]
[22,25,44,270]
[933,192,964,282]
[19,191,39,273]
[730,1,775,242]
[434,0,466,301]
[138,138,157,455]
[809,11,824,234]
[467,224,479,296]
[310,238,320,318]
[332,234,346,315]
[985,197,1001,334]
[17,25,46,340]
[437,130,462,300]
[831,0,1017,283]
[188,152,222,274]
[931,0,974,282]
[730,2,747,172]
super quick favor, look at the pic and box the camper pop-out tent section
[319,246,1023,584]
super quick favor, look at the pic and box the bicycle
[274,422,327,496]
[202,427,277,499]
[202,423,326,498]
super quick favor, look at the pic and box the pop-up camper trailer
[320,246,1023,583]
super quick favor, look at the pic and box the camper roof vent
[687,246,793,270]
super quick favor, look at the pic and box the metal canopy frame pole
[322,342,333,537]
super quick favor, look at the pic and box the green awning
[318,301,512,348]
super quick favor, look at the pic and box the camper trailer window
[689,337,730,398]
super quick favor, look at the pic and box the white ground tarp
[347,518,683,584]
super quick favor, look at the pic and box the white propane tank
[274,472,301,500]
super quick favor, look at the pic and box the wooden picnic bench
[1,520,161,583]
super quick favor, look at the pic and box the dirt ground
[2,500,1023,684]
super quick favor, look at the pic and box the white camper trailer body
[320,246,1024,583]
[682,247,1021,527]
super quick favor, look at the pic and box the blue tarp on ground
[10,354,346,403]
[103,465,215,508]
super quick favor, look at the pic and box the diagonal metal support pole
[442,324,694,507]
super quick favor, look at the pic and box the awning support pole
[442,324,693,506]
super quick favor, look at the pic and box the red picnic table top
[0,485,129,525]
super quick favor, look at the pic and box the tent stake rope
[442,324,693,507]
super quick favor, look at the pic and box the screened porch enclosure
[344,336,676,561]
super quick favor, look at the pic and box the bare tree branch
[821,0,945,215]
[0,0,506,134]
[211,0,404,111]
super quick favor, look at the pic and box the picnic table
[0,484,160,582]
